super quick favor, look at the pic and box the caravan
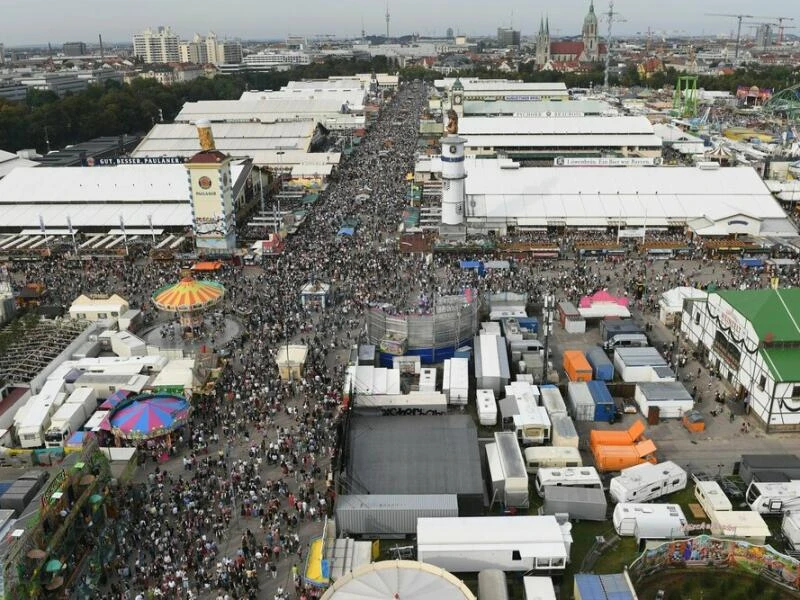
[745,480,800,515]
[524,447,582,475]
[535,466,602,498]
[612,503,687,539]
[609,461,687,504]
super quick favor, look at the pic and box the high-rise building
[447,27,454,39]
[497,27,521,47]
[179,34,208,64]
[755,24,772,49]
[62,41,87,56]
[218,41,242,65]
[0,43,5,65]
[133,26,180,63]
[179,33,241,65]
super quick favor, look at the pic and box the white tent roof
[0,149,39,179]
[463,161,794,235]
[459,116,655,136]
[321,560,475,600]
[0,162,249,230]
[464,134,662,149]
[660,287,708,311]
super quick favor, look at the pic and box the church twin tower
[536,0,600,66]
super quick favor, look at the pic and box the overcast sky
[1,0,797,45]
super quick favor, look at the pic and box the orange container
[589,420,645,449]
[563,350,592,382]
[592,439,658,472]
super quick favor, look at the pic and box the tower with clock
[450,77,464,118]
[440,128,467,228]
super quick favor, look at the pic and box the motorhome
[486,432,529,508]
[609,461,687,504]
[524,446,582,475]
[534,466,603,498]
[745,480,800,515]
[505,382,550,445]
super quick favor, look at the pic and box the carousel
[106,393,192,446]
[152,276,225,335]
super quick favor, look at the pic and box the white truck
[15,389,66,448]
[44,387,98,448]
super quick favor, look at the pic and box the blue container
[587,380,616,422]
[585,346,614,381]
[517,317,539,335]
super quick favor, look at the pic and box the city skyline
[0,0,798,46]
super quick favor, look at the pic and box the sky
[1,0,798,46]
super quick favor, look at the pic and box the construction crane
[774,17,795,43]
[705,13,774,63]
[602,1,627,89]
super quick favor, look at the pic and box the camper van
[524,446,582,475]
[612,503,687,538]
[603,333,649,351]
[609,461,687,504]
[535,466,603,497]
[745,480,800,515]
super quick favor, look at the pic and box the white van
[603,333,649,351]
[534,466,602,497]
[524,446,582,475]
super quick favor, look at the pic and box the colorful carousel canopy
[109,394,191,440]
[152,277,225,313]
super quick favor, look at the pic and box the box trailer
[477,389,498,426]
[334,494,458,536]
[739,454,800,486]
[524,446,582,475]
[567,382,595,421]
[589,420,646,449]
[587,381,616,422]
[443,357,469,405]
[416,516,571,573]
[612,503,687,538]
[534,466,602,498]
[563,351,592,382]
[710,510,770,544]
[592,440,658,473]
[418,368,437,393]
[585,346,614,381]
[613,348,669,383]
[475,335,511,395]
[523,577,557,600]
[550,415,579,449]
[694,479,733,516]
[558,301,585,334]
[745,480,800,514]
[609,461,687,503]
[540,385,567,418]
[543,486,607,522]
[486,432,529,509]
[782,512,800,551]
[600,319,642,342]
[634,382,694,419]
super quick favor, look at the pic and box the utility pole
[603,1,626,89]
[541,294,555,384]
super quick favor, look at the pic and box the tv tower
[385,3,390,39]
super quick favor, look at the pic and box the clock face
[449,145,457,154]
[454,95,462,104]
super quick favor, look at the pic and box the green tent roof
[760,347,800,383]
[717,288,800,343]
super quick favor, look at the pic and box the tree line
[1,56,796,154]
[0,56,398,153]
